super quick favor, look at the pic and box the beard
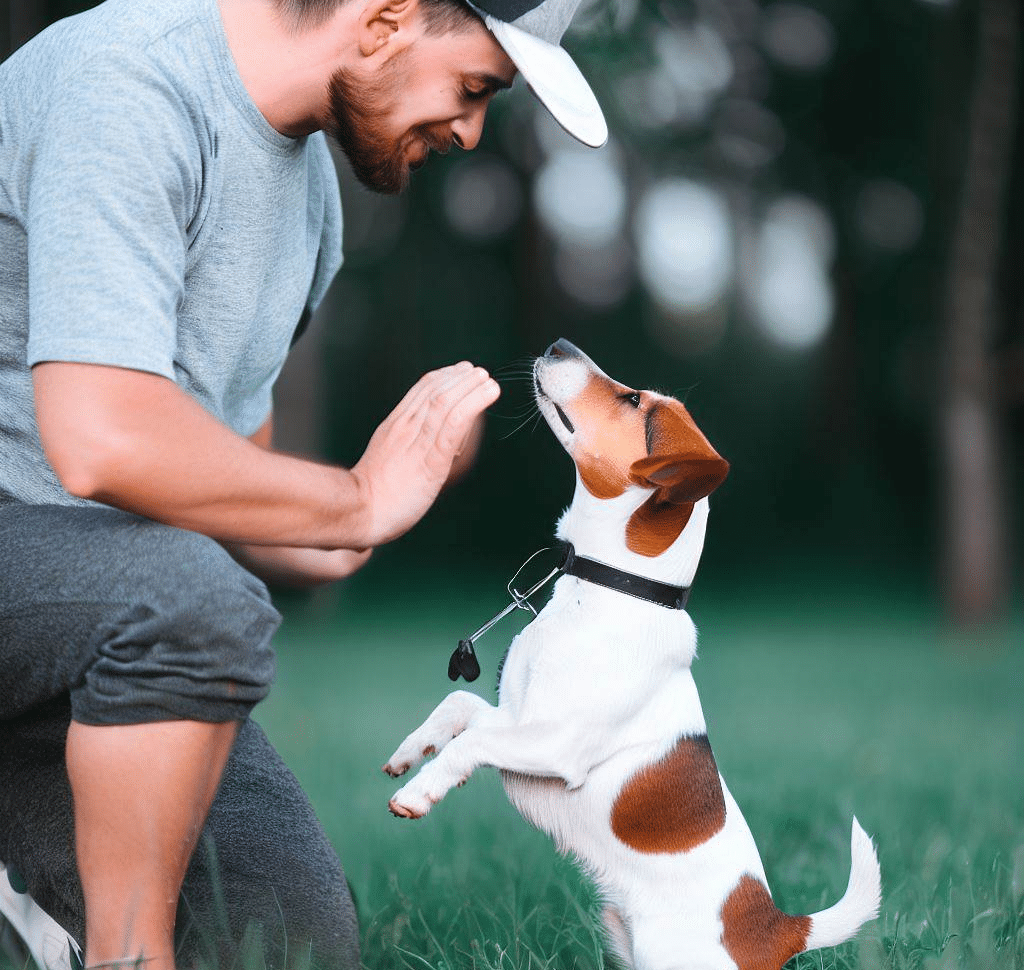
[325,55,451,195]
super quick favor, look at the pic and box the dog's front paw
[389,759,468,819]
[384,740,438,779]
[388,786,435,819]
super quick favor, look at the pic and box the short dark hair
[274,0,479,33]
[418,0,480,35]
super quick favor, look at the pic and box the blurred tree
[939,0,1018,627]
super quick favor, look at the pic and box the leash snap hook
[507,545,556,618]
[448,543,570,683]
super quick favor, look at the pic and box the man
[0,0,605,966]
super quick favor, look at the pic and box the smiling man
[0,0,604,967]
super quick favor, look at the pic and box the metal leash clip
[448,544,571,682]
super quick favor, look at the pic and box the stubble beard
[326,57,415,196]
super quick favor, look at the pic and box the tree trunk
[940,0,1018,626]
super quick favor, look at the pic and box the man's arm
[33,360,499,552]
[217,415,370,587]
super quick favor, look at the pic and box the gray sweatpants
[0,503,360,969]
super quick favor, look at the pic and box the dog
[384,339,881,970]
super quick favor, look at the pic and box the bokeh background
[6,0,1022,622]
[3,2,1023,967]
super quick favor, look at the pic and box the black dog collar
[448,541,690,682]
[560,542,691,611]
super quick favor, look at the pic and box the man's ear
[357,0,419,58]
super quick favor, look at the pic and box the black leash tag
[448,639,481,682]
[446,543,571,683]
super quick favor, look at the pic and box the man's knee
[177,720,361,970]
[71,523,281,725]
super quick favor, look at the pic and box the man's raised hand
[350,362,500,548]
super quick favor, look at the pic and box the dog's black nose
[545,338,582,360]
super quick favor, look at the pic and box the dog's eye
[619,392,642,409]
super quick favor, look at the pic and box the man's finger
[387,361,475,425]
[416,368,498,454]
[423,375,500,472]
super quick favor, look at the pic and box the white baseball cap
[466,0,608,147]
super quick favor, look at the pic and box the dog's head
[533,339,729,557]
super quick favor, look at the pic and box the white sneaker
[0,863,82,970]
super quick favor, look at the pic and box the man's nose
[451,105,487,151]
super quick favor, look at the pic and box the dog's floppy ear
[628,453,730,505]
[625,403,729,556]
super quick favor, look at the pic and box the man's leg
[0,504,279,967]
[178,718,361,970]
[67,720,238,970]
[1,706,360,970]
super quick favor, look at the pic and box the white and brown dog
[384,339,881,970]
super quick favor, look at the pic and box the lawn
[254,579,1024,970]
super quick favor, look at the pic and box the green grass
[254,584,1024,970]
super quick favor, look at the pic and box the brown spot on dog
[626,401,729,556]
[720,875,810,970]
[611,734,726,853]
[578,455,630,500]
[568,375,650,500]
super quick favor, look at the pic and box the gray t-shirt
[0,0,343,506]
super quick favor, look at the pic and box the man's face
[325,18,516,194]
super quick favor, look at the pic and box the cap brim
[479,14,608,148]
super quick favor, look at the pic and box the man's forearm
[34,362,368,547]
[32,360,499,550]
[225,542,374,587]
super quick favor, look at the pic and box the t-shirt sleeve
[25,52,200,378]
[306,134,343,317]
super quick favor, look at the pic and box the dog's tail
[803,817,881,951]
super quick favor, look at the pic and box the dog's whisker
[673,382,700,404]
[499,409,541,441]
[492,355,535,371]
[494,372,537,386]
[489,403,542,421]
[491,362,536,381]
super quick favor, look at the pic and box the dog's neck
[555,477,710,590]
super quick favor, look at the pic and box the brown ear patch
[626,497,696,557]
[626,402,729,557]
[720,875,811,970]
[610,734,726,854]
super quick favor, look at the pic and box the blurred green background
[6,0,1022,617]
[4,1,1022,967]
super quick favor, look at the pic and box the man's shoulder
[2,0,223,131]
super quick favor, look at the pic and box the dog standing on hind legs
[384,339,881,970]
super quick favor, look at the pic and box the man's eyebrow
[469,72,516,93]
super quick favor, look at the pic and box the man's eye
[463,86,488,101]
[620,392,642,408]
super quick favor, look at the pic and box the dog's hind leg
[383,691,493,778]
[601,904,635,970]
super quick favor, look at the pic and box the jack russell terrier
[384,339,881,970]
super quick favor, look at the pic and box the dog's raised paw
[382,762,407,778]
[388,795,428,819]
[385,794,417,819]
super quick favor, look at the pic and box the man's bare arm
[33,360,499,550]
[218,415,372,586]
